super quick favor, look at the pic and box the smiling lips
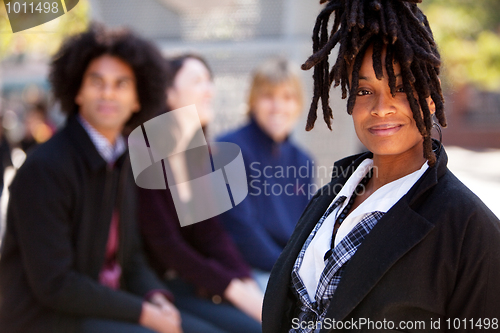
[368,123,403,136]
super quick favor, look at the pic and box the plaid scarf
[290,195,384,333]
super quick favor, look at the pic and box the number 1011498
[5,2,60,14]
[445,318,498,330]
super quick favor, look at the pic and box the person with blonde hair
[218,57,314,291]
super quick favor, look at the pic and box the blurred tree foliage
[422,0,500,91]
[0,0,89,59]
[0,0,499,92]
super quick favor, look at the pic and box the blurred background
[0,0,499,223]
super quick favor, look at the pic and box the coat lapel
[320,144,448,328]
[263,181,338,332]
[320,198,435,328]
[65,115,108,171]
[263,153,370,333]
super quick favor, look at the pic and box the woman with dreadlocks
[262,1,500,332]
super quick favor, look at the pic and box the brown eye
[356,89,371,96]
[396,85,405,93]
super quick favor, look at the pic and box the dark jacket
[138,186,252,297]
[0,116,166,333]
[217,118,314,271]
[263,146,500,332]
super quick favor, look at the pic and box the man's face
[75,55,140,142]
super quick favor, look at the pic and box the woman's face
[351,46,434,161]
[252,82,301,143]
[167,58,214,127]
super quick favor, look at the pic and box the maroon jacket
[138,186,252,297]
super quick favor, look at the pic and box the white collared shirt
[77,115,126,164]
[298,158,429,301]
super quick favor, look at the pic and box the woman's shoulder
[433,170,500,271]
[423,168,499,231]
[436,169,490,210]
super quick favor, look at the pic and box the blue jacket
[217,119,314,271]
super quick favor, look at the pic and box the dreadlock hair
[302,0,446,166]
[49,22,168,133]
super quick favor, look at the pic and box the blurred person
[138,54,263,333]
[217,58,314,291]
[20,102,55,154]
[0,24,185,333]
[0,112,12,197]
[262,1,500,332]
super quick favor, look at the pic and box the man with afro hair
[0,24,184,333]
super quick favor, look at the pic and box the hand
[241,277,264,294]
[139,297,182,333]
[149,293,180,321]
[224,278,264,322]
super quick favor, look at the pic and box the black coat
[263,146,500,332]
[0,117,166,333]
